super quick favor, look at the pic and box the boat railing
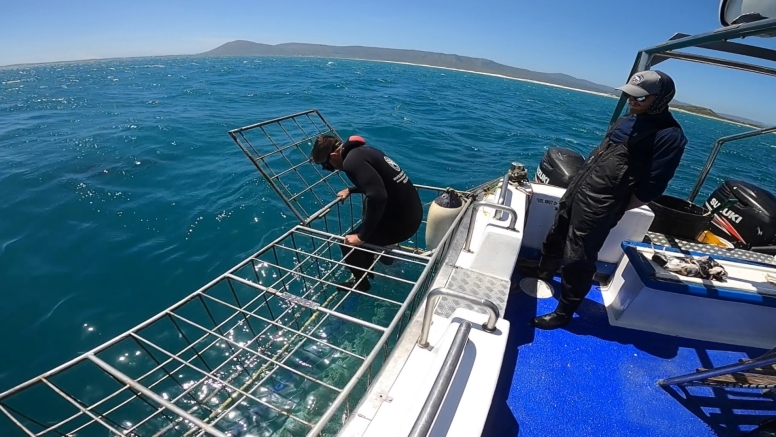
[602,16,776,208]
[417,287,499,349]
[408,321,472,437]
[687,124,776,203]
[463,201,518,252]
[610,17,776,126]
[305,193,474,435]
[493,171,510,220]
[658,346,776,389]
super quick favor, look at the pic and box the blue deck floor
[482,273,776,437]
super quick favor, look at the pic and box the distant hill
[670,104,763,127]
[671,104,721,118]
[199,41,618,96]
[717,112,766,128]
[200,41,765,127]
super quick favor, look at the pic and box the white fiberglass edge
[602,245,776,349]
[456,184,528,277]
[342,309,509,437]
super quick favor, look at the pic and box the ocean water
[1,56,775,434]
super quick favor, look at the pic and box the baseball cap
[617,70,670,97]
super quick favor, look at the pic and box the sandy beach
[355,58,765,129]
[358,58,618,98]
[668,107,761,129]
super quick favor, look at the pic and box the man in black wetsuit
[311,134,423,291]
[525,70,688,330]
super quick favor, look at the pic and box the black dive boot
[531,308,573,330]
[532,298,580,330]
[378,244,398,265]
[335,275,372,292]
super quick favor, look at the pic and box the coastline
[354,58,618,98]
[668,107,761,129]
[351,58,763,129]
[2,54,765,129]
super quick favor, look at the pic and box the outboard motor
[535,147,585,188]
[704,179,776,248]
[425,189,464,250]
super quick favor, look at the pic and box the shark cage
[0,110,480,437]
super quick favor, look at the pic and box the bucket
[648,195,711,241]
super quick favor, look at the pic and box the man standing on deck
[523,70,688,330]
[311,134,423,292]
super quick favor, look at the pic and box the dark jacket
[341,139,422,241]
[564,111,687,230]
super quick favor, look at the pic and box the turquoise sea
[1,56,775,434]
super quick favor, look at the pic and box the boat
[2,1,776,436]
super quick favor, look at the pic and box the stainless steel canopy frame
[608,18,776,201]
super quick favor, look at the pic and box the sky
[2,0,776,124]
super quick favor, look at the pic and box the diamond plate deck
[435,267,511,318]
[646,231,776,265]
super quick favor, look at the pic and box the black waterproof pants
[340,216,421,283]
[540,198,618,314]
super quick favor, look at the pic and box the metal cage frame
[0,110,488,437]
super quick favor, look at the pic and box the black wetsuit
[340,139,423,282]
[540,111,686,313]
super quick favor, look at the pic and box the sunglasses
[630,95,651,102]
[316,145,342,172]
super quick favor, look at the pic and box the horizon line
[0,48,765,128]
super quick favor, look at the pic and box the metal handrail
[463,201,517,252]
[643,18,776,56]
[305,196,473,436]
[687,125,776,202]
[609,17,776,125]
[408,321,472,437]
[494,172,510,220]
[418,288,499,349]
[658,348,776,387]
